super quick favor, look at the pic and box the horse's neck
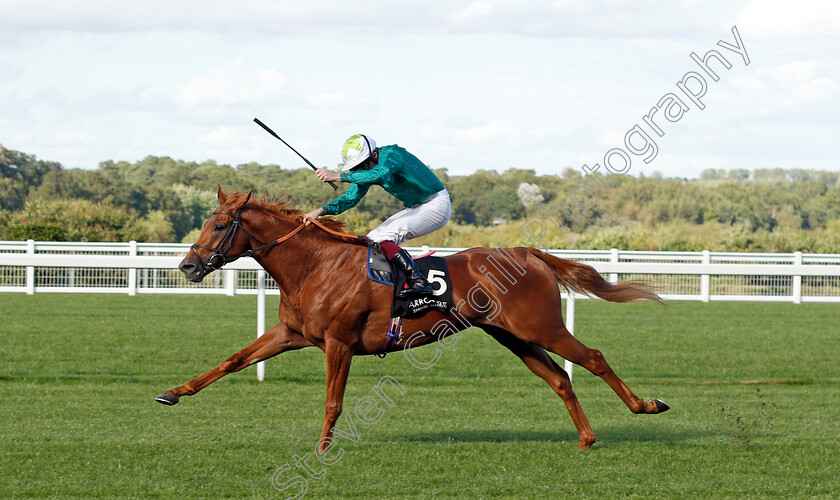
[253,227,359,296]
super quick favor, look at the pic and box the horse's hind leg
[155,321,311,405]
[483,325,597,450]
[535,325,668,415]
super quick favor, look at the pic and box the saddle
[366,245,452,318]
[366,245,452,356]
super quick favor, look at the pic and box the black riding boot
[391,249,433,298]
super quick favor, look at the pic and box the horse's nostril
[178,258,205,282]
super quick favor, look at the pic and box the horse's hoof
[155,391,179,406]
[653,399,670,413]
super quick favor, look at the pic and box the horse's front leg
[155,321,311,405]
[317,339,354,452]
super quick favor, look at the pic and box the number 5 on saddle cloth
[366,245,453,356]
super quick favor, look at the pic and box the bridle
[188,206,362,273]
[190,209,250,271]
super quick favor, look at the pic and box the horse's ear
[217,186,227,204]
[238,189,253,208]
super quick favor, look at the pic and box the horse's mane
[227,191,366,242]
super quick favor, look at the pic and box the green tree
[0,177,27,211]
[130,210,176,242]
[170,184,218,235]
[0,145,63,210]
[9,199,135,241]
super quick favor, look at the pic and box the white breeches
[367,189,451,245]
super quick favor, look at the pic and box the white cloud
[451,0,499,21]
[306,93,343,108]
[2,0,839,178]
[451,119,520,145]
[731,74,766,93]
[786,77,839,106]
[0,0,740,39]
[739,0,840,38]
[724,59,839,120]
[600,129,625,147]
[0,57,25,86]
[175,58,286,108]
[751,61,840,107]
[652,152,730,178]
[197,126,236,145]
[767,61,822,87]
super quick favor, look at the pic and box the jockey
[304,134,451,298]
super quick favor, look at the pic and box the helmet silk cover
[341,134,377,171]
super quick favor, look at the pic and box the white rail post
[793,251,803,304]
[25,239,35,295]
[128,241,137,296]
[610,248,619,284]
[152,250,159,288]
[225,269,236,296]
[256,270,266,381]
[564,291,576,381]
[701,249,711,302]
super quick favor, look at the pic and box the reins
[190,206,365,272]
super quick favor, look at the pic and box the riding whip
[253,117,339,190]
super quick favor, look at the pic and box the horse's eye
[214,223,226,231]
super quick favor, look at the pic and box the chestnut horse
[156,189,669,450]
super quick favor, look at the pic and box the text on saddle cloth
[365,245,452,319]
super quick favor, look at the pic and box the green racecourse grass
[1,294,838,499]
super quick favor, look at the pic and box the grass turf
[1,294,838,498]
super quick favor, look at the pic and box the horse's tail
[525,248,664,304]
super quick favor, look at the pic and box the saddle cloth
[366,245,452,319]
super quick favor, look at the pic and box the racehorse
[156,188,669,450]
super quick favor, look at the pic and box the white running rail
[3,240,839,379]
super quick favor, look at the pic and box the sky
[1,0,839,179]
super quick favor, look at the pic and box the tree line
[2,144,839,252]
